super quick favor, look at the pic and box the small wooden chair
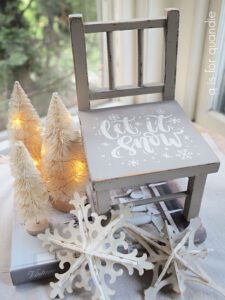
[69,9,219,221]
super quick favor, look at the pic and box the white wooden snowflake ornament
[127,217,225,300]
[38,193,153,299]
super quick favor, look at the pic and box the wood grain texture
[95,189,111,214]
[137,29,144,86]
[79,100,219,190]
[93,165,217,192]
[70,9,180,108]
[84,18,167,33]
[112,191,188,209]
[70,10,220,223]
[184,175,207,221]
[106,31,115,90]
[89,83,164,100]
[163,9,179,100]
[69,15,90,111]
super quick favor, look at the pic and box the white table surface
[0,134,225,300]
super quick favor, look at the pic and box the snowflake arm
[38,193,153,299]
[141,218,225,299]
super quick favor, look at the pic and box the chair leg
[184,174,207,221]
[85,182,96,212]
[95,190,111,215]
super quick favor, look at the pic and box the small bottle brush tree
[8,81,42,170]
[42,93,88,213]
[10,141,49,236]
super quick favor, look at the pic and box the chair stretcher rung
[89,83,164,100]
[112,192,187,210]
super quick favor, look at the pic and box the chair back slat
[106,31,115,89]
[83,18,167,33]
[164,9,179,100]
[69,9,179,111]
[137,29,144,86]
[70,15,90,110]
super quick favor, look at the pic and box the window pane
[211,1,225,116]
[214,70,225,115]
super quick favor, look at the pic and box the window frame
[195,0,225,137]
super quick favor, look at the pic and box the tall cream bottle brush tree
[42,93,88,213]
[10,141,49,236]
[8,81,42,170]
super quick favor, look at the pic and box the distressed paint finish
[95,189,111,214]
[184,174,207,221]
[70,15,90,111]
[79,101,219,183]
[69,9,178,105]
[164,9,179,100]
[69,9,220,219]
[84,18,167,33]
[89,83,164,100]
[138,29,144,86]
[106,31,115,90]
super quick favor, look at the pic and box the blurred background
[0,0,99,131]
[0,0,225,137]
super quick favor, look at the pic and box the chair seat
[79,100,219,184]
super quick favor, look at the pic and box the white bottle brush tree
[8,81,42,170]
[10,141,49,235]
[42,93,88,213]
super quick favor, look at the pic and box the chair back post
[69,9,179,111]
[164,9,179,100]
[70,14,90,111]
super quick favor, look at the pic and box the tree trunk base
[52,198,75,213]
[25,218,49,236]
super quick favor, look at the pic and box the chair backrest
[69,9,179,111]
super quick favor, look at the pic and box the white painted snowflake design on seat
[155,108,166,114]
[108,113,121,121]
[184,135,191,141]
[169,117,181,125]
[163,152,171,159]
[176,149,193,160]
[128,159,139,167]
[135,121,141,126]
[102,142,109,147]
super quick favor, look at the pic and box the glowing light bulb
[12,118,22,127]
[41,145,47,156]
[73,160,86,182]
[34,160,39,166]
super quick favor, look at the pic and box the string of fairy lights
[9,81,88,218]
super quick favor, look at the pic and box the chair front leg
[184,174,207,221]
[95,189,111,215]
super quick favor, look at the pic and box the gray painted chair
[69,9,220,221]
